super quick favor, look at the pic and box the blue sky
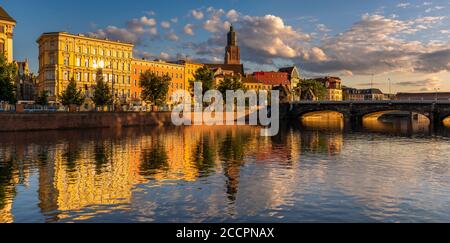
[2,0,450,92]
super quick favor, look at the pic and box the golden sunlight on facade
[0,7,15,63]
[131,59,185,104]
[37,32,134,102]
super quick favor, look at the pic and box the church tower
[224,25,240,65]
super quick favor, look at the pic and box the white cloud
[161,21,171,29]
[226,9,239,22]
[191,9,204,20]
[203,7,228,33]
[165,29,179,41]
[397,77,442,91]
[183,24,195,36]
[299,14,450,75]
[88,16,158,44]
[397,2,411,8]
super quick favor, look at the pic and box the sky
[1,0,450,93]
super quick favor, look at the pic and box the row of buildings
[3,6,449,106]
[35,24,318,106]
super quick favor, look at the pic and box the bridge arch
[359,109,432,122]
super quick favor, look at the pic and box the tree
[299,79,327,100]
[217,76,247,104]
[217,76,246,97]
[0,55,17,104]
[140,70,170,107]
[190,66,214,95]
[93,69,113,108]
[36,90,49,106]
[59,78,83,106]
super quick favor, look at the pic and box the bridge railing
[291,100,450,105]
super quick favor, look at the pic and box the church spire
[225,25,240,64]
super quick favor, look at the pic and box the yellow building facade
[131,59,186,104]
[37,32,134,102]
[182,61,204,91]
[0,7,16,63]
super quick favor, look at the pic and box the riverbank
[0,112,174,132]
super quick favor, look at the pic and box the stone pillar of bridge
[429,111,442,132]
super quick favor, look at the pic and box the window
[49,54,55,65]
[76,57,81,66]
[63,71,69,80]
[85,59,89,67]
[84,73,89,82]
[64,57,69,66]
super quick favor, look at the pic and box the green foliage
[140,70,170,106]
[36,90,49,106]
[59,78,84,106]
[190,66,214,95]
[299,79,327,100]
[93,69,113,107]
[217,76,246,98]
[0,55,17,104]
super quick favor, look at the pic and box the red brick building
[252,72,290,86]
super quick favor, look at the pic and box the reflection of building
[315,77,343,101]
[131,59,185,104]
[37,32,134,102]
[0,6,15,63]
[396,92,450,101]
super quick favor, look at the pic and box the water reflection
[0,122,450,222]
[301,111,344,131]
[362,111,430,135]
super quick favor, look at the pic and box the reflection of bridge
[280,101,450,127]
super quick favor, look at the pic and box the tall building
[0,6,16,63]
[205,25,244,83]
[131,59,185,105]
[225,25,240,65]
[37,32,134,102]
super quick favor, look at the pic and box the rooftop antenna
[371,73,374,89]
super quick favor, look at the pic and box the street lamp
[435,88,440,102]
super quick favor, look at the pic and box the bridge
[280,100,450,127]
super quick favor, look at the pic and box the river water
[1,114,450,223]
